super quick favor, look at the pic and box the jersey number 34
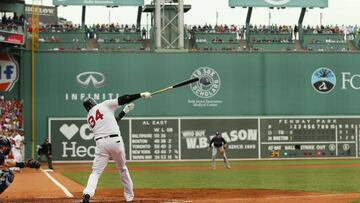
[88,109,104,128]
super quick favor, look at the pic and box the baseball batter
[82,92,151,203]
[209,131,231,169]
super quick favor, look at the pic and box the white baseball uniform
[12,134,23,162]
[83,99,134,201]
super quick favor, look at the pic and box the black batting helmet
[0,136,11,155]
[83,97,97,112]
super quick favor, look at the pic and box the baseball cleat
[82,194,90,203]
[125,197,134,202]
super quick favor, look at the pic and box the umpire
[37,138,53,170]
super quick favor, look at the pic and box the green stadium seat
[302,33,348,51]
[96,32,143,50]
[97,42,144,50]
[37,42,86,50]
[37,32,87,50]
[250,42,295,51]
[192,32,239,50]
[249,33,294,51]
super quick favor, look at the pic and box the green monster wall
[20,51,360,158]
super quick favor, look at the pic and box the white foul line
[41,168,74,198]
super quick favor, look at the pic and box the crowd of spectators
[1,13,25,33]
[85,23,141,39]
[345,25,359,40]
[188,24,296,40]
[87,23,140,33]
[303,25,344,34]
[28,23,143,34]
[248,24,298,40]
[0,96,25,167]
[0,96,23,137]
[247,25,295,45]
[6,18,358,51]
[27,23,83,33]
[249,24,294,34]
[188,24,238,33]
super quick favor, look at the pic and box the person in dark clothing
[294,25,299,40]
[209,131,230,169]
[37,138,53,170]
[2,14,7,24]
[141,27,146,39]
[0,136,40,194]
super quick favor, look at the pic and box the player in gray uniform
[209,131,231,169]
[82,92,151,203]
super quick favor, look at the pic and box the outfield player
[209,131,231,169]
[0,136,40,194]
[82,92,151,203]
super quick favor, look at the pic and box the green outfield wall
[18,51,360,159]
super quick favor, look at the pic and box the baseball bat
[151,77,199,96]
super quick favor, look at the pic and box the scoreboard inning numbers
[260,118,359,158]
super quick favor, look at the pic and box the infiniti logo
[76,71,105,88]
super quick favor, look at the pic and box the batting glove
[140,92,152,99]
[124,103,135,113]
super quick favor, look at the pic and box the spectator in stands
[294,25,298,40]
[208,24,213,32]
[230,24,237,32]
[142,27,146,39]
[2,14,6,24]
[355,27,360,38]
[219,25,225,33]
[19,14,25,25]
[214,24,219,33]
[13,13,18,22]
[203,24,209,32]
[239,26,245,40]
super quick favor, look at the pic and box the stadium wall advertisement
[19,51,360,159]
[49,116,359,161]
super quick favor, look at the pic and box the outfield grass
[56,159,360,168]
[61,159,360,193]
